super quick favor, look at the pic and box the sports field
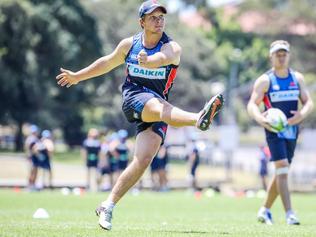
[0,189,315,237]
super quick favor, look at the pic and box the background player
[248,40,314,225]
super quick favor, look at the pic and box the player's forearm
[145,52,172,68]
[247,102,264,123]
[300,100,314,120]
[75,56,112,82]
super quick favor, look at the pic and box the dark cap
[139,0,167,18]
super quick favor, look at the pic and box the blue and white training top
[124,32,178,100]
[83,138,101,161]
[115,141,129,162]
[263,69,300,139]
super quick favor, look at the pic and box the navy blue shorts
[39,161,51,170]
[266,137,297,164]
[259,164,268,177]
[150,157,159,172]
[31,155,39,166]
[31,155,51,170]
[99,166,110,175]
[86,160,98,168]
[99,163,118,174]
[118,160,128,170]
[151,156,168,172]
[110,162,118,173]
[160,156,168,169]
[122,81,168,143]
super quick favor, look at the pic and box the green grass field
[0,189,315,237]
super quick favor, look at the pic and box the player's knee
[142,99,164,121]
[275,166,289,176]
[160,103,174,122]
[134,155,153,168]
[274,158,289,168]
[134,152,154,167]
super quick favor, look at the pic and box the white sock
[260,206,270,213]
[101,200,115,211]
[286,209,294,217]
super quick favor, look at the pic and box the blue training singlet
[116,141,129,162]
[124,32,178,100]
[83,138,101,161]
[263,69,300,139]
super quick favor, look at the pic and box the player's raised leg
[142,94,224,130]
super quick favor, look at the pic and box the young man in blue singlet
[248,40,314,225]
[258,145,270,191]
[82,128,101,190]
[115,129,130,175]
[25,125,40,190]
[150,144,168,191]
[188,141,200,191]
[56,0,223,230]
[38,130,54,189]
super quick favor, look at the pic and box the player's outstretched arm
[137,41,181,69]
[247,75,274,131]
[288,72,314,125]
[56,37,133,88]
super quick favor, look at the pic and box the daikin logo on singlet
[270,90,300,102]
[128,64,166,79]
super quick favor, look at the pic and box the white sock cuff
[101,200,115,210]
[260,206,270,212]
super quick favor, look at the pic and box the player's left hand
[137,49,148,66]
[56,68,79,88]
[287,110,303,125]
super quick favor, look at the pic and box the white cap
[269,43,290,55]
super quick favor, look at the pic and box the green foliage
[0,0,102,148]
[241,0,316,22]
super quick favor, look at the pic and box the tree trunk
[15,121,24,152]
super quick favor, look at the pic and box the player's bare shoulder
[117,37,133,56]
[169,41,182,52]
[161,41,181,53]
[294,70,305,83]
[161,40,182,65]
[254,73,270,93]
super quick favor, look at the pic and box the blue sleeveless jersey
[116,142,129,161]
[263,69,300,139]
[124,32,178,100]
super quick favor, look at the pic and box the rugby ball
[265,108,288,133]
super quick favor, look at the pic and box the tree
[0,0,102,149]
